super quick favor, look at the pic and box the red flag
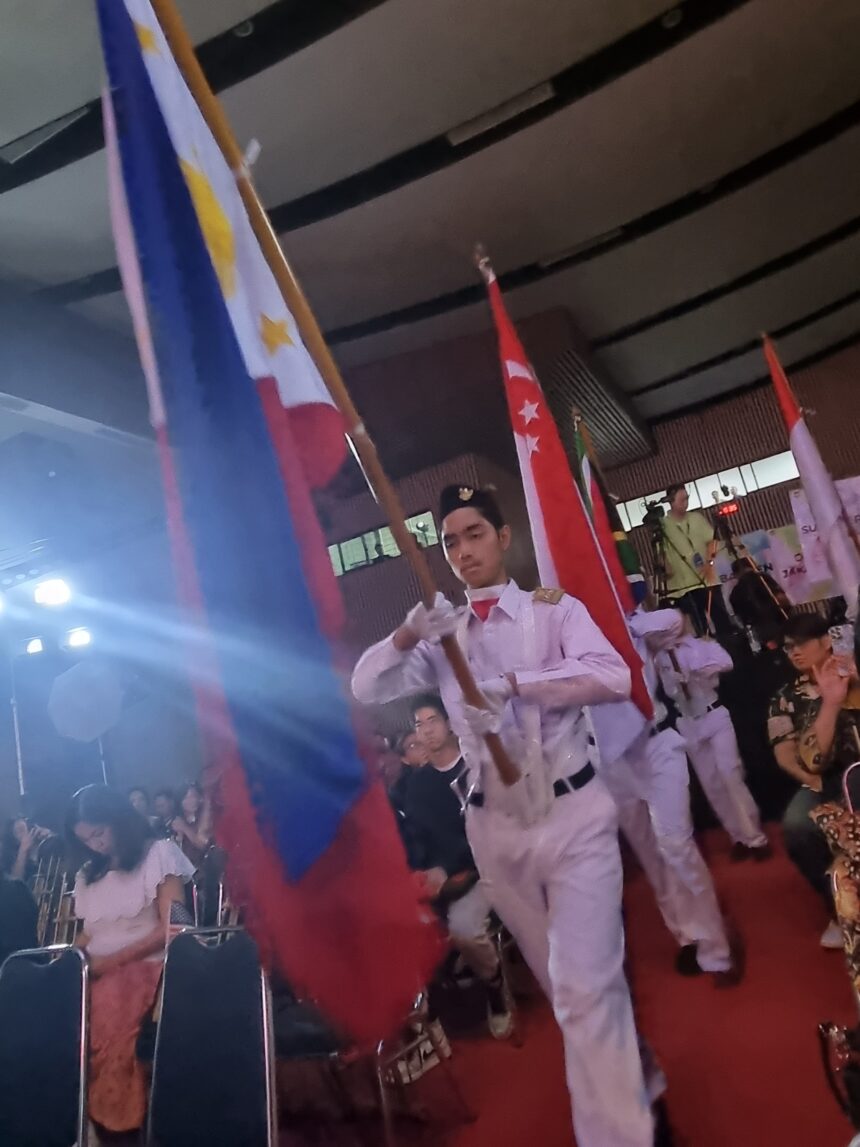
[481,259,652,718]
[763,335,860,609]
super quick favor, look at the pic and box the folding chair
[375,990,475,1147]
[147,927,276,1147]
[0,944,89,1147]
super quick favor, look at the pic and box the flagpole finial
[473,243,495,285]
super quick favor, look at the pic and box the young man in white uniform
[591,608,739,983]
[654,628,769,859]
[353,485,656,1147]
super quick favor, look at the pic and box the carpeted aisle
[447,830,856,1147]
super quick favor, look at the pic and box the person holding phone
[768,615,858,948]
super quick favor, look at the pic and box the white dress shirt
[352,580,631,820]
[655,635,733,720]
[590,608,685,764]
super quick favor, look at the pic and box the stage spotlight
[34,578,71,606]
[66,627,92,649]
[26,638,44,655]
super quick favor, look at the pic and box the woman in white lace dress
[65,785,195,1138]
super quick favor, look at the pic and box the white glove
[463,704,503,738]
[403,592,459,644]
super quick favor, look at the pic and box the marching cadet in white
[353,486,656,1147]
[591,607,739,983]
[654,625,769,859]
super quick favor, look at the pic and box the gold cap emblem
[458,487,474,502]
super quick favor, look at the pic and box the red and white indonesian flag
[763,336,860,616]
[106,0,345,490]
[481,262,652,717]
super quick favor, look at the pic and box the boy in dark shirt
[408,695,512,1039]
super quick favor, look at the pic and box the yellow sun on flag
[179,160,236,298]
[134,22,159,54]
[260,314,293,354]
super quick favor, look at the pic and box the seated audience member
[408,694,512,1039]
[66,785,195,1137]
[398,729,430,769]
[0,817,55,883]
[768,615,844,947]
[127,787,150,819]
[152,788,179,840]
[797,632,860,796]
[0,871,38,964]
[375,734,424,870]
[728,559,791,648]
[173,782,212,869]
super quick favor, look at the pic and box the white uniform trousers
[598,754,689,947]
[445,882,499,981]
[678,706,767,849]
[467,776,654,1147]
[620,728,731,973]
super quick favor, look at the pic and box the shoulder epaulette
[533,587,564,605]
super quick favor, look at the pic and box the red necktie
[471,598,498,622]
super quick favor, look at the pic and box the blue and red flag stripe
[97,0,440,1042]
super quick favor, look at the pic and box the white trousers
[445,882,499,981]
[467,777,653,1147]
[616,729,731,973]
[678,706,766,848]
[599,753,689,947]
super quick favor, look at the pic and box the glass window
[739,463,757,493]
[750,451,799,490]
[684,483,702,510]
[693,475,720,510]
[406,511,438,548]
[328,511,439,575]
[340,537,369,572]
[362,529,389,564]
[617,502,632,532]
[712,467,745,498]
[623,498,649,529]
[378,526,400,558]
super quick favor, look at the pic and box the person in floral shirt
[767,615,841,947]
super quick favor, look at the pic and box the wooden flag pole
[148,0,519,786]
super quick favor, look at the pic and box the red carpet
[445,830,856,1147]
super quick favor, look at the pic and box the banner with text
[790,476,860,585]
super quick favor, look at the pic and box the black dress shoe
[674,943,702,976]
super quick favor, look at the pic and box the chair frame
[375,990,475,1147]
[0,943,90,1147]
[148,925,277,1147]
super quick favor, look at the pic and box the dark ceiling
[0,0,857,462]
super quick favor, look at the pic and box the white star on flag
[524,434,540,456]
[520,399,539,425]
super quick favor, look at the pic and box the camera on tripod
[642,498,666,537]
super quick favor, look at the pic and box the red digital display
[716,501,740,517]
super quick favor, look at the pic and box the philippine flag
[97,0,440,1043]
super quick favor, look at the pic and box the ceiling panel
[0,154,114,285]
[0,0,262,148]
[635,298,860,419]
[226,0,670,203]
[66,291,134,334]
[594,232,860,387]
[281,0,860,330]
[330,123,860,369]
[554,127,860,340]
